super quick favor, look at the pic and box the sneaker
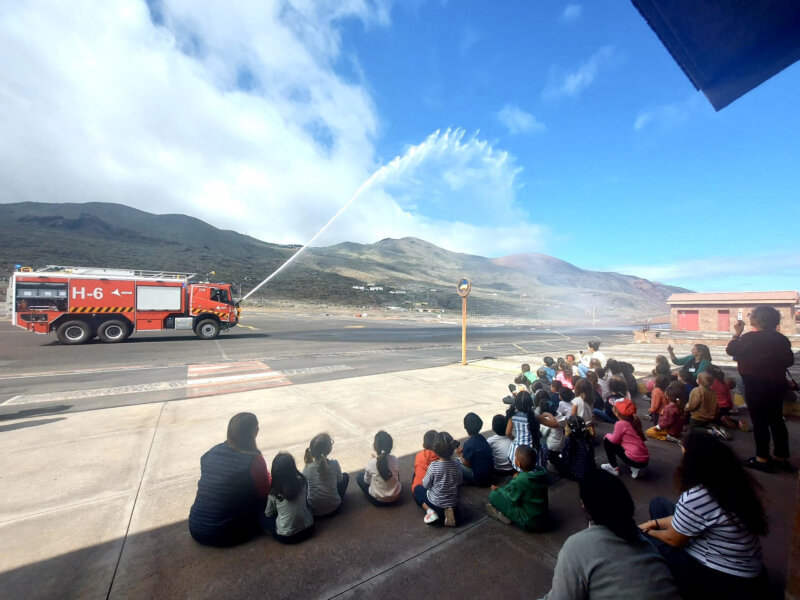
[444,507,456,527]
[600,463,619,476]
[485,503,511,524]
[423,508,439,524]
[666,434,681,443]
[709,426,731,441]
[631,466,644,479]
[742,457,773,473]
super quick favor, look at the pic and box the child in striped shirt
[413,431,463,527]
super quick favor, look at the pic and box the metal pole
[461,296,467,365]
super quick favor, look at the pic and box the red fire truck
[11,266,240,344]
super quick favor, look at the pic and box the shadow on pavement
[0,417,66,433]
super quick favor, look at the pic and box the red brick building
[666,291,799,335]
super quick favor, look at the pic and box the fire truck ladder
[38,265,198,280]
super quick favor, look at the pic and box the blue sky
[1,1,798,292]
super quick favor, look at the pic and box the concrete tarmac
[0,351,797,600]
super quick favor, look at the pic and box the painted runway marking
[512,343,528,353]
[186,360,291,398]
[279,365,354,376]
[344,325,365,329]
[237,325,259,330]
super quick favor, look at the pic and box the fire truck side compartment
[136,286,182,311]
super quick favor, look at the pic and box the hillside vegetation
[0,202,687,321]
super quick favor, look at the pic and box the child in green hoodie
[485,445,549,532]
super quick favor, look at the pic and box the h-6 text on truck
[11,266,240,344]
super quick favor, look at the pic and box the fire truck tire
[56,320,92,345]
[195,319,220,340]
[98,320,130,343]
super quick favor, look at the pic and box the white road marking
[3,380,188,404]
[512,343,528,353]
[280,365,354,376]
[214,339,230,361]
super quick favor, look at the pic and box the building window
[677,310,699,331]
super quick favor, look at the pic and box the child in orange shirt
[412,430,438,490]
[648,374,670,424]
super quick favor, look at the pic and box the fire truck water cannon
[11,265,240,344]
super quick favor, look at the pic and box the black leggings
[647,497,767,600]
[603,438,648,469]
[741,375,790,460]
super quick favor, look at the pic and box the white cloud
[560,4,583,23]
[610,252,800,292]
[542,45,615,100]
[496,104,546,135]
[0,0,548,259]
[634,93,708,133]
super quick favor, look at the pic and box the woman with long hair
[541,468,678,599]
[667,343,713,378]
[640,432,768,599]
[189,412,271,547]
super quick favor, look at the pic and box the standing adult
[666,343,712,378]
[189,413,271,546]
[726,306,794,472]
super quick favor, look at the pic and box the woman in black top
[189,413,272,546]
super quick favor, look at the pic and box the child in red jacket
[412,430,438,491]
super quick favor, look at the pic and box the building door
[717,310,730,332]
[677,310,699,331]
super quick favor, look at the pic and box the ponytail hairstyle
[533,389,551,413]
[269,452,305,501]
[620,411,646,442]
[432,431,460,460]
[373,430,394,481]
[665,381,688,412]
[304,433,333,473]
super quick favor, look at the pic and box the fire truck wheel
[98,320,130,343]
[56,320,92,345]
[195,319,220,340]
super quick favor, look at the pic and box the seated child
[685,372,718,432]
[594,376,627,424]
[707,366,737,430]
[412,430,438,490]
[595,367,611,400]
[520,363,536,385]
[357,430,402,506]
[679,370,697,396]
[541,357,556,380]
[264,452,314,544]
[457,413,493,487]
[486,415,515,475]
[601,399,649,479]
[556,363,574,390]
[536,367,551,387]
[549,380,563,408]
[534,388,558,416]
[648,374,671,424]
[414,432,463,526]
[303,433,349,517]
[558,415,595,480]
[571,379,595,435]
[645,382,686,442]
[486,445,549,531]
[506,391,549,471]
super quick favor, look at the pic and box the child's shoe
[600,463,619,476]
[738,419,752,432]
[630,466,644,479]
[485,503,511,524]
[444,507,456,527]
[423,508,439,524]
[666,434,681,443]
[709,425,731,441]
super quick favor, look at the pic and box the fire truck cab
[11,266,240,344]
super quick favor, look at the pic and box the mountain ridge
[0,202,688,320]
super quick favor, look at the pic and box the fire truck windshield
[210,288,230,304]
